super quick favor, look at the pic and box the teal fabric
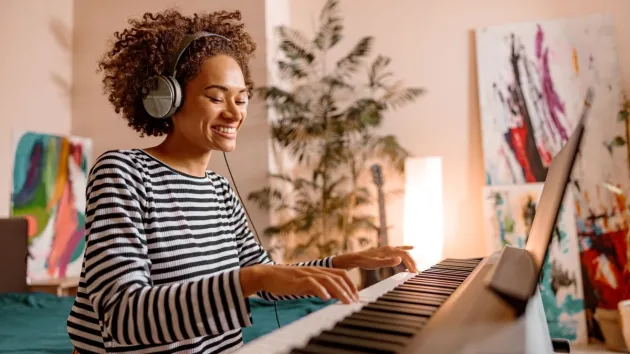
[0,292,332,353]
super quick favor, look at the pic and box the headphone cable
[223,152,282,329]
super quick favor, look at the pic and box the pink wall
[0,0,74,216]
[290,0,630,259]
[71,0,272,242]
[1,0,628,261]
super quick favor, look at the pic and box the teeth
[214,126,236,134]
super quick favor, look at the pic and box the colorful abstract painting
[483,183,588,343]
[475,14,630,341]
[10,131,91,282]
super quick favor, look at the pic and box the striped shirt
[66,149,334,353]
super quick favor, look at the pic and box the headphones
[142,31,231,119]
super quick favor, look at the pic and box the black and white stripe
[67,149,333,353]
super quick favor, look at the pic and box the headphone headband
[169,31,231,78]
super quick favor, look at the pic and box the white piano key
[235,272,416,354]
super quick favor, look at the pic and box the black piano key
[326,326,409,345]
[405,278,459,289]
[290,343,369,354]
[438,259,480,267]
[338,317,418,336]
[346,310,426,330]
[412,273,466,282]
[396,284,454,296]
[365,301,435,317]
[308,332,405,354]
[351,309,428,327]
[389,290,449,302]
[380,293,444,307]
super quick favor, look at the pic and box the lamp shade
[402,157,444,271]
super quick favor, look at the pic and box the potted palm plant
[248,0,424,262]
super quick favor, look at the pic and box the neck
[147,133,212,178]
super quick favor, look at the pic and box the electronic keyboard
[236,254,559,354]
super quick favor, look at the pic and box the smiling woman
[65,8,417,354]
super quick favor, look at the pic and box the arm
[225,180,336,301]
[85,153,252,347]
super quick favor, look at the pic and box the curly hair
[98,9,257,137]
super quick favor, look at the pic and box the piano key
[379,293,444,307]
[405,278,459,289]
[326,326,409,345]
[338,317,418,336]
[388,290,449,302]
[348,311,426,329]
[364,301,434,317]
[235,272,416,354]
[289,343,367,354]
[350,309,428,327]
[307,332,405,353]
[395,284,454,296]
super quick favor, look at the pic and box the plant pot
[620,300,630,351]
[594,307,629,352]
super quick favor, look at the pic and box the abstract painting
[483,183,588,343]
[475,14,630,340]
[10,131,92,282]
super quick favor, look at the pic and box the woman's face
[171,54,249,153]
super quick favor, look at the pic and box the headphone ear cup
[167,76,183,117]
[142,76,177,119]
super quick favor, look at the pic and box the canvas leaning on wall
[483,183,587,343]
[10,131,92,283]
[475,13,630,342]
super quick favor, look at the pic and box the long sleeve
[224,178,335,301]
[84,153,252,347]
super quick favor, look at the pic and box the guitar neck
[377,188,388,247]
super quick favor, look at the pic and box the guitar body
[359,164,404,289]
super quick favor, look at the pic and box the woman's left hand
[332,246,418,273]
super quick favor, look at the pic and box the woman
[66,9,417,353]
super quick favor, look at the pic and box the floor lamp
[402,156,444,272]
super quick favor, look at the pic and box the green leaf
[314,0,343,50]
[619,110,629,122]
[610,135,626,147]
[335,36,373,77]
[279,40,315,63]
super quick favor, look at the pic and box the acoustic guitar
[359,164,404,289]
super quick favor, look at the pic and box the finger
[367,256,401,269]
[314,274,354,304]
[396,245,414,250]
[325,268,359,300]
[302,277,331,300]
[399,252,418,273]
[312,268,358,302]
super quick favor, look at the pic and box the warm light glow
[403,157,444,272]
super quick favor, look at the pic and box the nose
[221,104,241,122]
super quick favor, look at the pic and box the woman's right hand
[240,264,359,304]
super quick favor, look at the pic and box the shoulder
[206,170,237,202]
[88,149,148,191]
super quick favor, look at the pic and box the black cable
[223,152,282,329]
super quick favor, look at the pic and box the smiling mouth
[211,125,237,139]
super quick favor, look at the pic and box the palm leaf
[368,55,393,89]
[335,36,373,77]
[381,82,426,109]
[313,0,343,50]
[368,135,412,173]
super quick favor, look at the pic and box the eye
[208,97,223,103]
[236,100,248,106]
